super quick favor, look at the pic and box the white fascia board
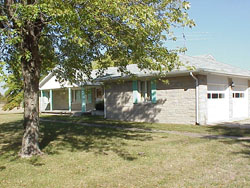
[201,69,250,79]
[39,72,54,88]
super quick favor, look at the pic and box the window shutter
[132,80,138,104]
[151,80,157,103]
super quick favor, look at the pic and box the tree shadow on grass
[207,124,250,158]
[0,117,153,161]
[220,139,250,158]
[0,119,23,160]
[39,121,153,161]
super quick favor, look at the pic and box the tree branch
[0,4,6,29]
[4,0,18,28]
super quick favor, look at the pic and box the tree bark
[19,29,43,158]
[19,70,42,157]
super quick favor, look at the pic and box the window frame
[138,80,152,103]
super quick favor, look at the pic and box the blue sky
[167,0,250,70]
[0,0,250,95]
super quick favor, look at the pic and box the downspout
[190,72,200,125]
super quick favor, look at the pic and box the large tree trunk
[19,29,43,158]
[19,61,42,157]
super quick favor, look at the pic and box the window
[219,93,225,98]
[138,80,152,102]
[207,92,225,99]
[233,92,244,98]
[72,90,81,103]
[133,80,156,104]
[96,88,103,99]
[87,89,92,104]
[212,93,218,99]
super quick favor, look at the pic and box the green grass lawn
[41,114,250,137]
[0,113,249,188]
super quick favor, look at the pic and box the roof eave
[96,69,202,82]
[200,69,250,79]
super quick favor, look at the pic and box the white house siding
[106,76,196,124]
[40,75,62,90]
[40,74,75,91]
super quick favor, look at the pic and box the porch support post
[81,87,86,112]
[40,90,43,112]
[68,88,72,112]
[104,87,107,118]
[49,89,53,111]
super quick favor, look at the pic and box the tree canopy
[0,0,194,157]
[1,0,194,81]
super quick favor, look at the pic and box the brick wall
[198,75,208,124]
[106,76,196,124]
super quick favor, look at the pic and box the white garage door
[207,84,229,123]
[232,78,248,118]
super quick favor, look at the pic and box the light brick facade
[106,76,197,124]
[106,74,250,125]
[197,75,208,125]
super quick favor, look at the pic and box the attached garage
[232,78,248,119]
[206,75,249,123]
[207,75,229,123]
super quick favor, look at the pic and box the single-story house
[39,54,250,125]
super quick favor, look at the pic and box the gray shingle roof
[179,54,250,78]
[98,54,250,80]
[40,54,250,87]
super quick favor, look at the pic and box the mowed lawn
[0,114,249,188]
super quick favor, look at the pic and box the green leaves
[183,1,191,10]
[0,0,195,84]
